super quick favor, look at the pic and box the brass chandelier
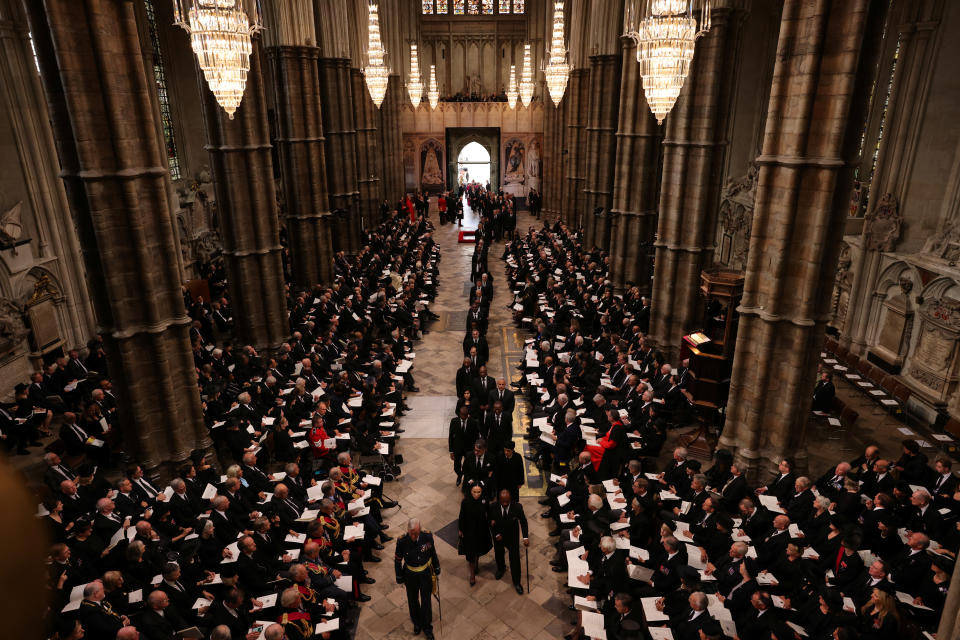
[506,64,519,109]
[172,0,261,119]
[427,65,440,110]
[408,43,424,106]
[364,1,390,108]
[623,0,712,124]
[519,43,534,107]
[544,0,569,106]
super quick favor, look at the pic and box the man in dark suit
[43,452,76,493]
[472,365,496,402]
[463,329,489,367]
[929,458,958,507]
[717,463,749,512]
[455,358,475,398]
[462,439,495,498]
[859,459,894,498]
[202,588,254,639]
[448,405,478,485]
[754,459,796,505]
[673,591,715,640]
[140,589,190,639]
[737,592,778,640]
[812,372,836,413]
[494,441,525,501]
[738,499,773,542]
[488,378,516,415]
[489,489,529,593]
[485,400,513,454]
[784,477,815,525]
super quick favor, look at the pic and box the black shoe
[550,560,563,566]
[456,476,462,487]
[356,593,372,602]
[361,576,376,584]
[380,534,393,543]
[424,631,435,640]
[408,387,420,393]
[515,584,524,594]
[413,627,421,636]
[373,543,385,550]
[552,565,566,572]
[16,448,29,455]
[538,497,551,506]
[380,523,389,530]
[541,511,553,518]
[549,529,561,537]
[363,555,382,563]
[495,569,505,580]
[29,441,42,447]
[381,500,399,509]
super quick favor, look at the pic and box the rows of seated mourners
[502,224,957,640]
[36,208,442,640]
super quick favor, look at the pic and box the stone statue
[863,193,901,252]
[0,298,28,357]
[421,145,443,186]
[527,140,541,178]
[0,201,23,245]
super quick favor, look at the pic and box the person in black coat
[448,405,478,485]
[737,592,778,640]
[455,358,475,398]
[493,441,525,501]
[812,372,836,413]
[488,379,516,415]
[755,459,796,505]
[462,439,495,498]
[458,484,493,585]
[673,591,715,640]
[485,402,513,454]
[488,489,529,593]
[140,590,190,640]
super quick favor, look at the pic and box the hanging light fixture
[427,65,440,109]
[407,43,424,106]
[506,64,519,109]
[623,0,712,124]
[363,1,390,108]
[171,0,262,119]
[544,0,569,105]
[519,43,534,107]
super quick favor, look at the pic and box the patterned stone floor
[355,204,574,640]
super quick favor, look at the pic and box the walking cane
[525,543,530,594]
[433,573,443,637]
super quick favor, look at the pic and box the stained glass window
[436,0,448,13]
[513,0,524,13]
[480,0,493,14]
[454,0,465,14]
[868,36,900,191]
[499,0,510,12]
[144,0,181,180]
[467,0,480,14]
[422,0,433,14]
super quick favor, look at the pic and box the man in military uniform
[395,518,441,639]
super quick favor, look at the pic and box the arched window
[457,141,492,186]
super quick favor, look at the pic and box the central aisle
[355,205,570,640]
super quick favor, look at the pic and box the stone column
[201,38,288,351]
[25,0,206,471]
[583,53,622,250]
[648,8,738,358]
[560,68,589,229]
[352,68,383,232]
[720,0,888,478]
[541,99,560,222]
[610,38,662,293]
[264,1,334,289]
[379,74,405,205]
[318,57,361,253]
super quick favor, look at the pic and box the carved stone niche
[908,297,960,403]
[870,277,914,371]
[716,162,758,271]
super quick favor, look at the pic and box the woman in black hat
[458,483,493,586]
[914,554,953,615]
